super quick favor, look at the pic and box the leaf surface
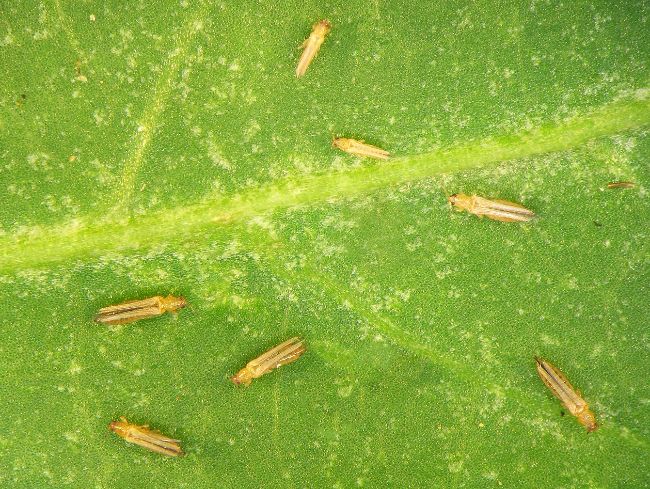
[1,1,649,487]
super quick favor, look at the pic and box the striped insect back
[448,193,535,222]
[332,137,390,160]
[109,417,184,457]
[296,20,331,77]
[231,337,306,386]
[535,357,598,432]
[607,181,635,189]
[95,295,187,325]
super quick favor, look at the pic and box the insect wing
[347,140,390,159]
[490,199,534,213]
[97,297,160,314]
[334,138,390,159]
[110,419,183,457]
[483,209,532,223]
[271,341,306,368]
[95,297,165,324]
[127,427,183,457]
[296,20,330,77]
[248,337,305,377]
[248,337,301,367]
[296,41,319,77]
[95,305,162,325]
[607,181,635,189]
[536,358,585,415]
[474,197,534,222]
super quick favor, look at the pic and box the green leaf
[1,1,648,487]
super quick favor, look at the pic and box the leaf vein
[1,94,648,271]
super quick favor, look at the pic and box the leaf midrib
[2,94,649,272]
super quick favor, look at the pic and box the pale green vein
[271,307,292,487]
[114,3,208,211]
[53,0,87,62]
[253,233,498,388]
[247,232,648,449]
[1,94,649,272]
[297,263,472,376]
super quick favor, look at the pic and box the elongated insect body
[448,193,535,222]
[109,417,184,456]
[535,357,598,432]
[333,137,390,160]
[607,181,635,189]
[296,20,331,77]
[232,337,306,386]
[95,295,187,325]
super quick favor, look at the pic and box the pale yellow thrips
[109,417,184,457]
[95,295,187,325]
[296,19,331,77]
[535,357,598,432]
[607,181,636,189]
[74,59,87,83]
[332,137,390,160]
[231,337,306,386]
[448,193,535,222]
